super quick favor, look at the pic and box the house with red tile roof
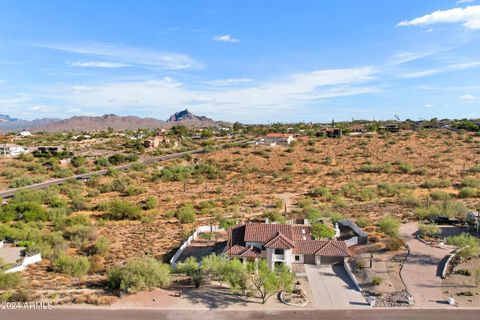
[225,223,350,270]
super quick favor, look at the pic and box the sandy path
[399,223,455,308]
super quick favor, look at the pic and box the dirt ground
[3,130,480,304]
[443,258,480,307]
[111,277,315,310]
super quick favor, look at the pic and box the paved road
[0,148,206,198]
[400,223,455,308]
[304,264,368,309]
[0,308,477,320]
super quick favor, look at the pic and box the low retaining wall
[344,258,362,292]
[4,252,42,274]
[345,237,359,247]
[440,246,469,279]
[170,225,224,269]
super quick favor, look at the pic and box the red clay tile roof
[240,246,261,258]
[314,240,350,257]
[224,245,261,258]
[292,240,350,256]
[243,224,309,243]
[292,240,329,255]
[228,223,349,258]
[265,133,291,138]
[224,245,247,256]
[264,232,295,249]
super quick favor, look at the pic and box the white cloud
[213,34,240,43]
[204,78,253,86]
[457,0,475,4]
[389,50,438,65]
[459,94,476,101]
[29,105,55,112]
[33,42,203,70]
[424,103,435,108]
[39,67,377,121]
[397,5,480,30]
[67,61,128,68]
[402,60,480,78]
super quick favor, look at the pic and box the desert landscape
[1,124,479,307]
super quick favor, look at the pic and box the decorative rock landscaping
[371,290,411,307]
[279,289,309,307]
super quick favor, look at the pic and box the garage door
[321,256,344,265]
[304,254,316,264]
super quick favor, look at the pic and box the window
[274,249,283,255]
[295,255,300,262]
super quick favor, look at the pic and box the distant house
[0,144,26,157]
[323,127,343,138]
[225,223,350,270]
[18,130,32,137]
[255,133,295,146]
[378,123,400,133]
[349,124,366,135]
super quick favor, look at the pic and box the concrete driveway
[0,244,24,264]
[304,264,368,309]
[400,223,455,308]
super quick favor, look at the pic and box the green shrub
[329,212,345,224]
[355,217,370,228]
[461,177,480,188]
[0,272,24,289]
[52,254,90,276]
[459,187,478,199]
[467,165,480,174]
[418,224,441,238]
[9,176,33,188]
[420,179,451,189]
[311,223,335,240]
[430,191,451,201]
[378,216,400,237]
[385,237,404,251]
[371,276,383,286]
[263,209,286,224]
[446,233,480,258]
[398,163,412,174]
[105,199,143,220]
[94,236,110,255]
[176,204,196,224]
[303,206,322,222]
[143,196,157,210]
[107,257,171,293]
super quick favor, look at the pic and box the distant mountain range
[0,114,20,123]
[0,109,224,133]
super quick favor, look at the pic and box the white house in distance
[225,223,350,270]
[19,130,32,137]
[254,133,295,147]
[0,144,26,157]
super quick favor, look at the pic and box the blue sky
[0,0,479,123]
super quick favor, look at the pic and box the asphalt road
[0,148,205,198]
[0,308,477,320]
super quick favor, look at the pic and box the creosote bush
[52,254,90,276]
[107,257,171,293]
[378,216,400,238]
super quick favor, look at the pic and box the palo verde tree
[250,260,295,304]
